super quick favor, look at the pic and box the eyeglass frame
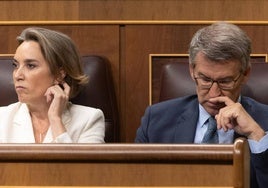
[193,71,243,90]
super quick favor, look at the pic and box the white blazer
[0,102,105,143]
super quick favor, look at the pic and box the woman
[0,27,105,143]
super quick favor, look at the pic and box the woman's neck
[27,102,50,143]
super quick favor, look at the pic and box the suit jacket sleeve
[250,150,268,188]
[242,97,268,188]
[135,106,151,143]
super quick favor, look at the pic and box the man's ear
[241,67,251,84]
[189,64,195,81]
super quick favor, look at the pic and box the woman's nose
[13,66,24,80]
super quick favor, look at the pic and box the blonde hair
[17,27,89,98]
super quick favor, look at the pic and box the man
[135,22,268,188]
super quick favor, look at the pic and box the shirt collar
[198,104,210,128]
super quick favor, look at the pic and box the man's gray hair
[189,22,252,73]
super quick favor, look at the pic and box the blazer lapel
[11,103,35,143]
[173,100,199,143]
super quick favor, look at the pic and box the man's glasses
[194,72,242,90]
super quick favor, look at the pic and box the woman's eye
[27,64,36,69]
[12,62,18,68]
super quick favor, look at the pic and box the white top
[0,102,105,143]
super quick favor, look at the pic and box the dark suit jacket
[135,95,268,188]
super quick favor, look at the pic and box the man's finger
[209,96,234,106]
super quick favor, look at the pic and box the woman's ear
[54,69,66,84]
[59,69,66,81]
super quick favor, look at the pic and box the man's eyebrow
[196,72,209,78]
[197,72,233,80]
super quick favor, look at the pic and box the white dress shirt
[194,104,234,144]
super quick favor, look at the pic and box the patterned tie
[202,116,219,144]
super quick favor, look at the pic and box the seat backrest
[0,57,17,105]
[0,55,119,142]
[159,62,268,105]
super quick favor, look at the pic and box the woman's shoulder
[68,103,104,116]
[0,102,26,120]
[65,103,104,124]
[0,102,21,111]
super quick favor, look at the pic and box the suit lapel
[173,100,199,143]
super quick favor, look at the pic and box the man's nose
[208,82,222,97]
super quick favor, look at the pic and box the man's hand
[209,96,265,141]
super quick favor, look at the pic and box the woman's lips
[15,86,26,91]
